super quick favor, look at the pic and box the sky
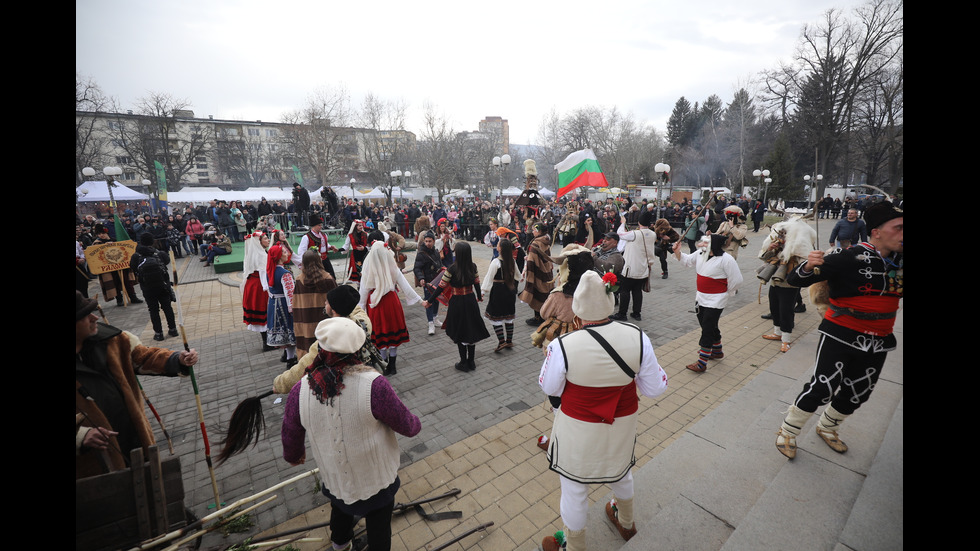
[77,0,869,146]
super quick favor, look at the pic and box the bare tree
[358,94,414,203]
[213,127,277,188]
[279,86,354,187]
[417,103,465,202]
[762,0,903,195]
[76,74,112,185]
[106,92,213,195]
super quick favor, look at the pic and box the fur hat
[572,270,615,321]
[309,214,323,227]
[864,201,902,230]
[524,159,537,177]
[314,317,365,354]
[76,291,98,321]
[140,233,156,246]
[654,218,672,233]
[326,285,360,317]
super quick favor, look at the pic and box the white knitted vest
[299,368,401,504]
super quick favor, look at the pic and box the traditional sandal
[606,500,637,541]
[780,342,791,353]
[762,334,781,340]
[686,363,706,373]
[711,352,724,360]
[815,427,848,453]
[775,428,797,459]
[494,342,506,352]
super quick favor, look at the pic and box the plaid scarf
[305,348,363,405]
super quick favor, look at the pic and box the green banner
[292,165,304,185]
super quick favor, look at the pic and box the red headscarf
[266,243,285,285]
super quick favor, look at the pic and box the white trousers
[559,471,634,531]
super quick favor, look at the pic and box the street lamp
[655,162,671,203]
[390,170,402,206]
[752,169,772,205]
[492,154,511,201]
[83,166,123,215]
[803,174,823,213]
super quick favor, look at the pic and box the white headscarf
[241,231,269,292]
[360,241,397,308]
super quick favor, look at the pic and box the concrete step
[578,312,903,551]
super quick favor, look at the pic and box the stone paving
[87,222,828,550]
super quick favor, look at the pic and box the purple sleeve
[281,381,306,464]
[371,376,421,437]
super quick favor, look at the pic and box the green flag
[292,165,304,185]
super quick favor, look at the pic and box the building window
[248,128,260,136]
[197,163,208,169]
[108,121,125,131]
[199,178,210,184]
[116,156,132,165]
[123,172,136,181]
[266,129,278,137]
[196,156,207,162]
[198,172,209,177]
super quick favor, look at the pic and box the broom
[216,389,274,465]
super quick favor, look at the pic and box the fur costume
[758,217,816,283]
[532,246,593,348]
[515,159,543,206]
[76,325,183,479]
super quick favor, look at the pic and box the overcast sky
[77,0,867,145]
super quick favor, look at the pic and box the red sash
[696,274,728,293]
[559,381,638,424]
[826,295,900,336]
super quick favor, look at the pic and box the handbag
[639,230,652,292]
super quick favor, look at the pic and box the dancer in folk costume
[357,241,422,375]
[531,244,595,350]
[293,249,337,355]
[266,243,299,368]
[296,213,338,279]
[716,205,750,259]
[241,230,274,351]
[280,317,421,551]
[423,242,491,372]
[520,223,554,326]
[758,217,816,353]
[775,202,902,459]
[341,219,370,282]
[482,238,521,352]
[537,271,668,551]
[672,233,743,373]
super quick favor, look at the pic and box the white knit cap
[314,317,366,354]
[571,270,615,321]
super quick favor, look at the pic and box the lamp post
[390,170,402,206]
[803,174,823,213]
[83,166,123,215]
[752,168,772,205]
[655,162,671,204]
[492,154,511,201]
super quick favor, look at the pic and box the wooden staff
[169,250,221,510]
[130,468,319,550]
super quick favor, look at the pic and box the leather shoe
[762,334,781,340]
[153,332,165,341]
[686,362,706,373]
[794,304,807,313]
[661,272,668,279]
[609,313,627,321]
[606,500,637,541]
[816,427,848,453]
[630,312,642,321]
[775,428,797,459]
[168,328,180,337]
[780,342,791,353]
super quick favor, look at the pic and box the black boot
[386,355,397,375]
[280,349,288,363]
[466,344,476,371]
[455,343,469,372]
[261,331,275,352]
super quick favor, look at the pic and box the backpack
[137,252,170,291]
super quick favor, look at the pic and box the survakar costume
[775,201,903,459]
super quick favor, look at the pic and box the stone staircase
[579,312,904,551]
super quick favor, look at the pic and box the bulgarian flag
[555,149,609,199]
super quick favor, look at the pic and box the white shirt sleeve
[635,333,668,398]
[538,340,567,396]
[482,258,500,293]
[393,264,422,305]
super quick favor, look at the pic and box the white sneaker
[433,317,441,326]
[428,321,435,335]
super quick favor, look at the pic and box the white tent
[501,186,524,196]
[539,187,555,197]
[76,181,149,202]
